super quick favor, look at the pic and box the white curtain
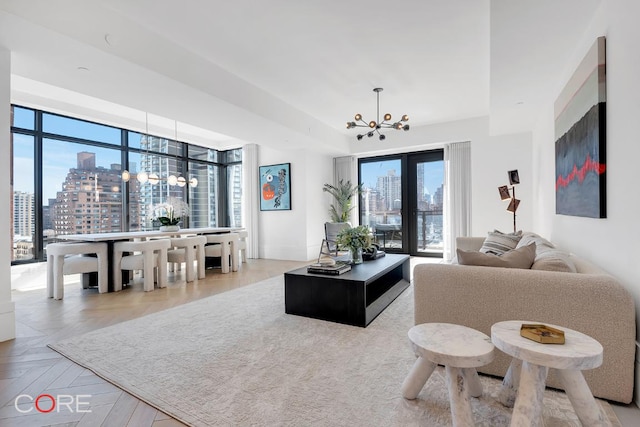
[443,141,471,261]
[242,144,259,258]
[333,156,358,224]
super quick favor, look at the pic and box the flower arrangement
[148,197,190,226]
[336,225,373,252]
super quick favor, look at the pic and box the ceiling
[0,0,601,154]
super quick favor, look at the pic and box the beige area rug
[49,276,620,426]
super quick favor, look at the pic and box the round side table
[491,320,610,427]
[402,323,495,426]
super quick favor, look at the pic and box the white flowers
[148,197,190,226]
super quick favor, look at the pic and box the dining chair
[237,230,248,263]
[167,236,207,282]
[46,242,108,300]
[204,233,239,273]
[113,239,171,292]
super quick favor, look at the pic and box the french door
[358,149,443,257]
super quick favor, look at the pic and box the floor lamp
[498,170,521,233]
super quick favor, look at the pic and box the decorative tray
[520,324,565,344]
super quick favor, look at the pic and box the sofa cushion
[516,232,555,252]
[479,230,522,255]
[457,244,536,269]
[531,249,577,273]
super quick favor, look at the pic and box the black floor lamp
[498,170,521,233]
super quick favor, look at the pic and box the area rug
[49,276,620,426]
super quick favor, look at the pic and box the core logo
[14,394,92,414]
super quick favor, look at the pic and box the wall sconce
[498,169,521,233]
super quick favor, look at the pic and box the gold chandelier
[346,88,409,140]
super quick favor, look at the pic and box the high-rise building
[51,152,138,235]
[13,191,34,237]
[376,170,402,211]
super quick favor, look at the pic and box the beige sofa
[413,236,636,403]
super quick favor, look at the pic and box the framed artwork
[498,185,510,200]
[259,163,291,211]
[554,36,606,218]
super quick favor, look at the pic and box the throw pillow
[515,232,555,252]
[531,249,577,273]
[479,230,523,255]
[457,244,536,269]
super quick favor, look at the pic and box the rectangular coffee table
[284,254,410,327]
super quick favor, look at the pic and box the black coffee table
[284,254,410,327]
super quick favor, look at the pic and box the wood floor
[1,259,307,427]
[3,257,639,426]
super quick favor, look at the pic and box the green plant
[149,197,190,226]
[322,179,363,222]
[335,225,373,252]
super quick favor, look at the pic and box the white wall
[258,146,333,261]
[352,116,534,236]
[0,45,16,342]
[531,0,640,403]
[533,0,640,324]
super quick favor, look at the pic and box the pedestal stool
[402,323,495,426]
[492,320,609,427]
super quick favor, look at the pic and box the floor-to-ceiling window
[359,149,444,257]
[10,105,243,264]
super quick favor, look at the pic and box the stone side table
[402,323,495,426]
[491,320,610,427]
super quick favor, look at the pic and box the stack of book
[307,261,352,275]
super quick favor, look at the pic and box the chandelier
[122,115,197,187]
[346,88,409,140]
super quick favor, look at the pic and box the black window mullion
[34,111,44,262]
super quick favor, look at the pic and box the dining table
[58,227,245,291]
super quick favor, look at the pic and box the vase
[350,247,363,265]
[159,225,180,232]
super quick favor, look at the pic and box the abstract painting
[554,36,606,218]
[259,163,291,211]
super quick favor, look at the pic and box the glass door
[407,151,444,257]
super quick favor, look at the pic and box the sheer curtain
[333,156,358,224]
[242,144,259,259]
[443,141,471,261]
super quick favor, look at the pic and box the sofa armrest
[413,263,636,403]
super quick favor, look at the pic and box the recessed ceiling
[0,0,601,153]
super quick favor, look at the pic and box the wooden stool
[402,323,495,426]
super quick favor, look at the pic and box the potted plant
[336,225,373,264]
[149,197,190,231]
[322,179,363,223]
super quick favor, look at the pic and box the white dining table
[57,227,245,290]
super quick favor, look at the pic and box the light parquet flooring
[1,259,307,427]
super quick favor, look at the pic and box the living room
[1,0,640,425]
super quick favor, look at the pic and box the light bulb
[148,173,159,185]
[402,115,409,122]
[121,170,130,182]
[368,121,376,128]
[189,177,198,187]
[355,113,362,121]
[177,176,187,187]
[168,175,178,186]
[384,113,392,121]
[137,171,148,183]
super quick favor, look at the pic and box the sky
[360,158,444,197]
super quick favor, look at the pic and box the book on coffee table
[307,261,352,275]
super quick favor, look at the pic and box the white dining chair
[113,239,171,292]
[204,233,239,273]
[237,230,248,263]
[167,236,207,282]
[46,242,108,300]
